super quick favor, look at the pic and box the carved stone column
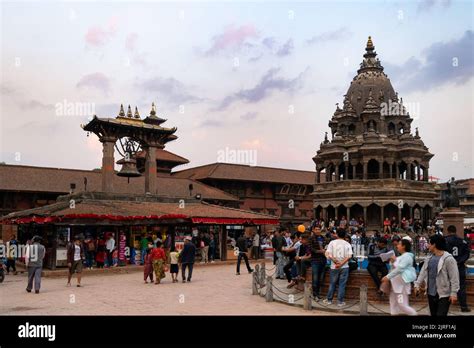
[100,137,116,193]
[144,145,157,194]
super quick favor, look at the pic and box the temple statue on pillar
[312,37,437,230]
[82,102,177,195]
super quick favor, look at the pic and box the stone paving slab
[0,263,328,316]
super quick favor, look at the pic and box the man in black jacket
[367,237,389,293]
[310,226,327,300]
[236,234,254,275]
[179,237,196,283]
[446,225,471,312]
[272,229,287,279]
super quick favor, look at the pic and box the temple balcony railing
[314,178,436,192]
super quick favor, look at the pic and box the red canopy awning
[191,217,279,225]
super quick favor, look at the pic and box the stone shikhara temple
[313,37,437,229]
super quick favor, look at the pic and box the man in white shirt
[252,232,260,260]
[323,229,353,307]
[106,234,115,268]
[67,237,84,287]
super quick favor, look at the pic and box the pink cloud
[85,16,119,47]
[76,72,111,95]
[206,24,258,55]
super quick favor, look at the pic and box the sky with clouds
[0,0,473,182]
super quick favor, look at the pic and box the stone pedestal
[440,208,466,239]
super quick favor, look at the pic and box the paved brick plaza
[0,264,330,316]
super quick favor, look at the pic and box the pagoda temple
[1,103,278,268]
[312,37,437,230]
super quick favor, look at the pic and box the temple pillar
[398,207,402,225]
[346,206,350,221]
[144,146,158,194]
[344,164,349,180]
[316,170,321,184]
[395,163,400,180]
[379,160,383,179]
[352,165,356,180]
[100,137,116,193]
[363,206,367,224]
[363,162,368,180]
[389,163,393,179]
[417,164,421,181]
[380,205,384,227]
[424,167,429,182]
[322,207,327,222]
[407,163,412,180]
[335,165,340,181]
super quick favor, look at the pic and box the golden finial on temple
[134,106,140,119]
[367,36,374,48]
[127,105,133,118]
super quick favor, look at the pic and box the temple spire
[364,35,377,58]
[358,35,382,73]
[127,105,133,118]
[150,102,157,117]
[363,88,379,112]
[366,36,374,49]
[118,104,125,117]
[134,106,140,119]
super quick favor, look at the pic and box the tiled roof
[1,198,278,225]
[135,149,189,164]
[0,164,237,201]
[173,162,316,185]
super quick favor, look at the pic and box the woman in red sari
[151,241,167,284]
[143,247,154,284]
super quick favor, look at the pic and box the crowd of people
[246,219,472,316]
[1,217,471,316]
